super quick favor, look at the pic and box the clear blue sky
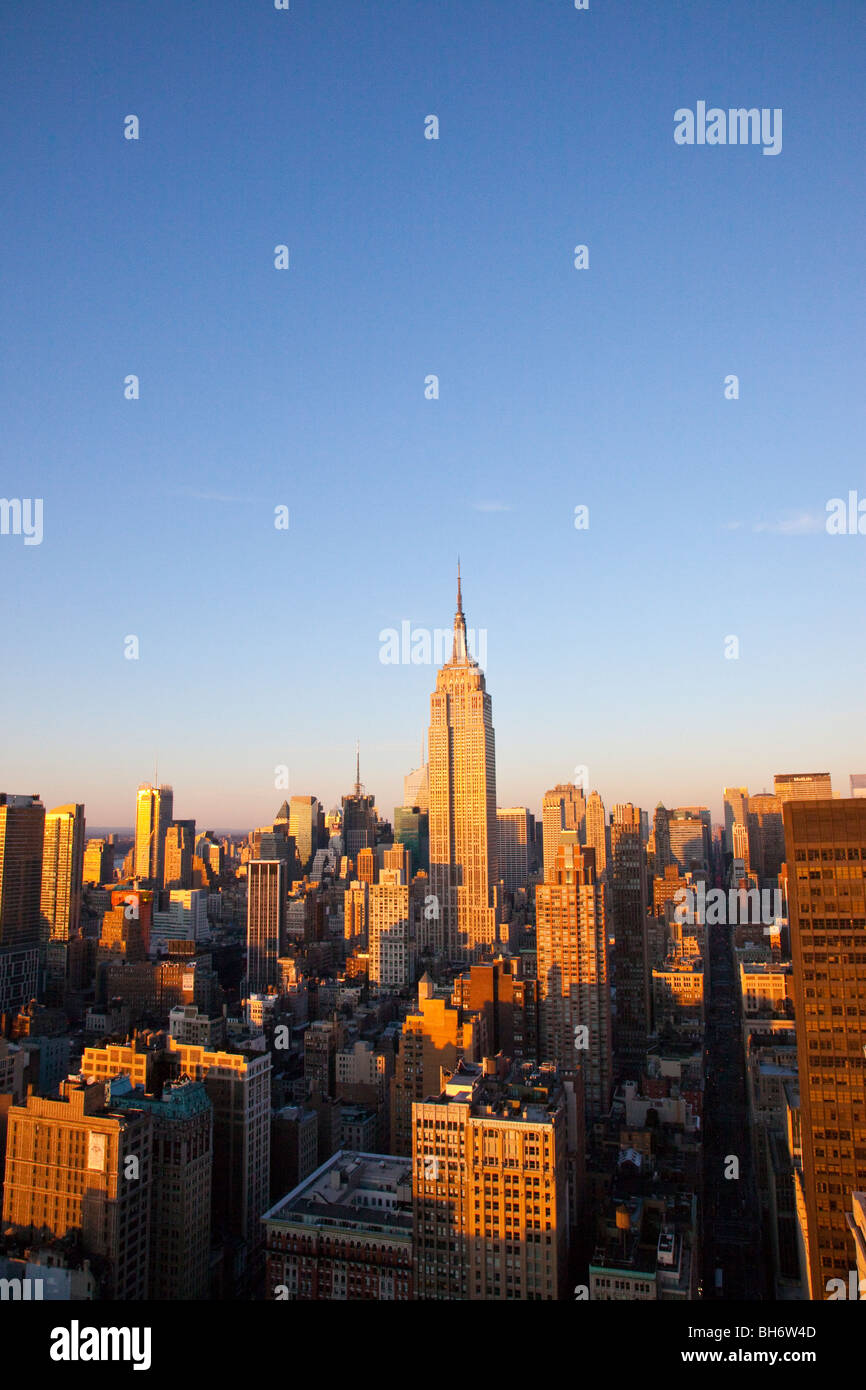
[1,0,863,829]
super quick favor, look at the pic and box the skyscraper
[166,1039,271,1297]
[412,1062,568,1300]
[428,569,501,961]
[82,837,113,885]
[542,784,586,883]
[2,1077,152,1300]
[288,796,323,871]
[134,783,174,886]
[496,807,532,896]
[748,793,785,884]
[40,803,85,1005]
[342,751,377,862]
[536,844,612,1117]
[774,772,833,803]
[369,870,416,988]
[785,797,866,1295]
[585,790,608,877]
[163,819,195,890]
[246,860,285,996]
[0,793,44,1016]
[390,974,480,1154]
[110,1074,213,1300]
[724,787,750,854]
[394,806,429,875]
[404,758,430,814]
[610,803,649,1066]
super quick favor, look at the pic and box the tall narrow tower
[134,784,174,886]
[428,568,501,961]
[40,803,86,1004]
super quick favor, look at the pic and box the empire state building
[428,569,504,961]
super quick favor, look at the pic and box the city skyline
[2,1,864,830]
[6,571,861,828]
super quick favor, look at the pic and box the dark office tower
[610,803,649,1067]
[394,806,429,875]
[164,819,196,890]
[40,804,85,1006]
[785,798,866,1297]
[246,860,285,996]
[0,794,44,1016]
[748,793,785,885]
[111,1075,212,1300]
[342,750,377,862]
[652,803,672,875]
[134,783,174,886]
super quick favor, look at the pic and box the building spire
[354,741,362,797]
[451,561,470,663]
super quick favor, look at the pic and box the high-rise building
[2,1077,152,1299]
[610,803,650,1066]
[667,808,710,875]
[850,776,866,800]
[724,787,750,854]
[451,958,538,1064]
[428,570,501,961]
[110,1074,212,1300]
[497,808,531,896]
[369,870,416,988]
[166,1039,271,1295]
[651,803,672,876]
[774,772,833,803]
[382,842,411,883]
[585,790,608,877]
[748,793,785,884]
[40,803,85,1003]
[390,974,480,1153]
[288,796,323,871]
[785,797,866,1296]
[0,793,44,1016]
[246,860,285,996]
[542,784,586,884]
[344,879,369,955]
[412,1061,568,1300]
[134,783,174,886]
[394,806,429,875]
[536,844,612,1116]
[163,819,195,890]
[404,761,430,814]
[342,750,377,862]
[356,846,376,886]
[82,837,112,885]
